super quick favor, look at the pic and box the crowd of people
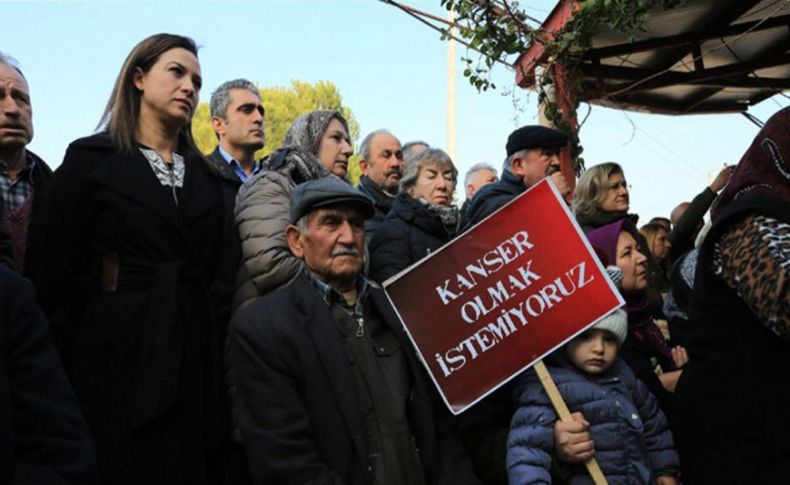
[1,32,788,485]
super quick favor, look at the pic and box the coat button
[631,413,639,420]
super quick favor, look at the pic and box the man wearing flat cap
[229,177,480,485]
[461,125,570,230]
[456,126,587,485]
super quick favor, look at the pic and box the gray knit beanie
[283,110,349,156]
[592,309,628,345]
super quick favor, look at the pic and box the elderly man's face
[511,147,560,187]
[466,168,498,198]
[287,204,366,291]
[362,132,404,195]
[0,63,33,151]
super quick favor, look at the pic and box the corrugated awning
[516,0,790,115]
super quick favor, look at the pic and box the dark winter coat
[673,194,790,484]
[356,175,396,244]
[368,192,455,283]
[206,146,244,187]
[0,267,96,484]
[36,134,238,484]
[667,186,716,263]
[229,272,481,485]
[508,356,679,485]
[461,169,526,231]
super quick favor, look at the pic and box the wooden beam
[514,1,580,87]
[576,51,790,94]
[682,88,721,113]
[595,94,748,114]
[581,9,789,60]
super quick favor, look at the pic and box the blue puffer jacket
[507,355,679,485]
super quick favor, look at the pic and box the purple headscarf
[586,219,676,370]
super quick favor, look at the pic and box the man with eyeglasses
[461,125,570,231]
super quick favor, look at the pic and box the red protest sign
[383,179,624,414]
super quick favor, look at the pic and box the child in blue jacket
[507,309,680,485]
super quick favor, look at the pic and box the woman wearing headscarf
[586,219,688,418]
[36,34,237,484]
[233,110,352,309]
[672,107,790,484]
[368,148,460,283]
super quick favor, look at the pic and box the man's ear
[466,184,475,199]
[358,158,371,175]
[285,225,305,259]
[510,156,527,177]
[211,116,225,138]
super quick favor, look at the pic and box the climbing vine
[440,0,684,173]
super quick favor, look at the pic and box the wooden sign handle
[533,360,608,485]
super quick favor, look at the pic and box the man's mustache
[331,248,360,257]
[385,169,402,178]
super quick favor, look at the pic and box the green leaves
[440,0,685,174]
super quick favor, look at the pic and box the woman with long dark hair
[37,34,237,484]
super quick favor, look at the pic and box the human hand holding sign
[554,412,595,462]
[548,165,572,202]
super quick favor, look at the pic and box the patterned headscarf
[282,110,349,156]
[262,109,350,183]
[712,106,790,222]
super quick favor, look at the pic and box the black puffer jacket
[368,193,455,283]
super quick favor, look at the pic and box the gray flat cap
[290,177,375,223]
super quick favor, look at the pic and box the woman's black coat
[36,134,238,484]
[368,193,454,284]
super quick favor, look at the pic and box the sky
[3,0,788,221]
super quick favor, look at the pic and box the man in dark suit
[206,79,265,185]
[0,266,96,483]
[230,177,480,484]
[0,52,53,277]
